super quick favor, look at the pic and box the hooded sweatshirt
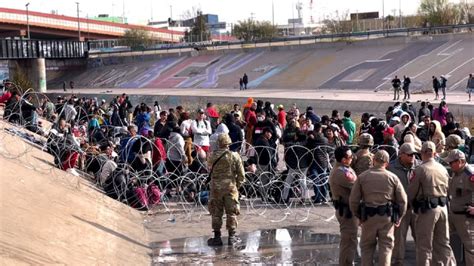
[209,123,230,152]
[429,120,446,153]
[394,112,411,142]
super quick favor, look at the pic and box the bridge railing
[0,39,88,59]
[88,23,474,57]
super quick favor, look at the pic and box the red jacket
[0,91,12,104]
[206,107,219,118]
[278,110,287,129]
[245,110,257,127]
[152,138,167,165]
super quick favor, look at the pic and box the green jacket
[342,117,356,145]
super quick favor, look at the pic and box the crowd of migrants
[0,84,472,204]
[2,80,474,263]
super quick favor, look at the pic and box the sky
[0,0,465,25]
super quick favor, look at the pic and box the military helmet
[445,134,463,149]
[218,133,232,147]
[359,133,374,146]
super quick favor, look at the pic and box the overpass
[0,7,183,42]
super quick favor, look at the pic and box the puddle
[151,226,340,265]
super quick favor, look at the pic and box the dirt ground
[0,120,150,265]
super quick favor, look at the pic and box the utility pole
[170,5,174,43]
[150,0,153,21]
[292,3,295,36]
[382,0,385,33]
[25,2,30,39]
[272,0,275,27]
[399,0,402,28]
[76,2,81,41]
[356,10,359,32]
[87,14,90,40]
[122,0,125,24]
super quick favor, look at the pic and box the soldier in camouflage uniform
[207,133,246,246]
[444,149,474,265]
[352,133,374,175]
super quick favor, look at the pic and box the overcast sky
[0,0,465,25]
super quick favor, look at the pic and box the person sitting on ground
[188,149,209,174]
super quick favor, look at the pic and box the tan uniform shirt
[349,166,407,218]
[408,158,450,204]
[329,162,357,204]
[352,149,374,176]
[449,165,474,213]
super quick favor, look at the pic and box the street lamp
[25,2,30,39]
[76,2,81,41]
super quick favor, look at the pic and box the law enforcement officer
[352,133,374,175]
[349,150,407,266]
[207,133,246,246]
[329,146,358,265]
[387,143,420,266]
[444,149,474,264]
[408,141,456,265]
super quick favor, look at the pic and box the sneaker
[67,168,80,177]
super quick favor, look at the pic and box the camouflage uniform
[207,134,245,246]
[445,150,474,265]
[329,161,359,265]
[352,133,374,175]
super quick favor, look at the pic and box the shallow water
[151,226,340,265]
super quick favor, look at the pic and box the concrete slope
[48,33,474,91]
[0,121,150,265]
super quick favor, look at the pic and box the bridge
[0,7,183,42]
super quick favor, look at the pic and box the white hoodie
[209,123,229,152]
[191,119,212,147]
[394,112,411,142]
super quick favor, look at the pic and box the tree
[457,1,474,24]
[183,10,210,43]
[233,19,277,41]
[321,10,352,34]
[385,15,395,29]
[121,29,152,50]
[417,0,471,26]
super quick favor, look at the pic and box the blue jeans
[309,164,329,202]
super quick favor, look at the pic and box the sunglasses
[404,153,415,157]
